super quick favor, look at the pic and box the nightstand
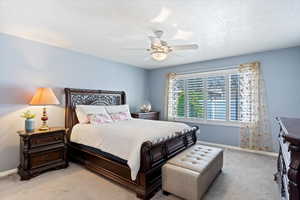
[17,127,68,180]
[131,111,160,120]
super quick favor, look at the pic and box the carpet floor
[0,146,279,200]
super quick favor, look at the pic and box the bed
[65,88,198,200]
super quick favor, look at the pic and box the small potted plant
[21,110,36,132]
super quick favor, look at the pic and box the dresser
[131,111,160,120]
[275,117,300,200]
[18,127,68,180]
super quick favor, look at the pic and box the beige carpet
[0,146,279,200]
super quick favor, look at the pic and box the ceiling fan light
[151,51,167,61]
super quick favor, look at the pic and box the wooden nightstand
[17,127,68,180]
[131,111,160,120]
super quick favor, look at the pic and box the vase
[140,103,152,113]
[25,119,35,132]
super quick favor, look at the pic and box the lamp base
[40,106,49,131]
[39,125,49,131]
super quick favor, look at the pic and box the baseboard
[199,141,277,157]
[0,168,17,179]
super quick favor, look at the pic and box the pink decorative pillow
[110,112,131,121]
[87,114,113,124]
[76,105,111,124]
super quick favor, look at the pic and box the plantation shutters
[167,68,241,124]
[187,78,205,119]
[168,79,185,118]
[229,74,240,121]
[207,76,226,120]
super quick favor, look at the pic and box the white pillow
[105,104,132,120]
[75,105,113,124]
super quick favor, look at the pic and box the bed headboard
[65,88,126,139]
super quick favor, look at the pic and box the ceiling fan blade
[172,52,184,57]
[122,47,146,51]
[171,44,199,51]
[143,57,152,61]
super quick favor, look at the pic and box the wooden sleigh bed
[65,88,198,200]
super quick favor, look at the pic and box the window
[229,74,240,121]
[168,68,241,125]
[207,76,226,120]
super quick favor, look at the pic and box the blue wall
[0,33,149,171]
[148,47,300,151]
[1,31,299,172]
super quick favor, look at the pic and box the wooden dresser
[131,111,159,120]
[275,117,300,200]
[17,127,68,180]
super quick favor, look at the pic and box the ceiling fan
[146,30,199,61]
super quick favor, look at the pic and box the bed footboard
[137,126,198,199]
[140,126,198,171]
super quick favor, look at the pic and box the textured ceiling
[1,0,300,69]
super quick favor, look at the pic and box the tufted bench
[162,143,223,200]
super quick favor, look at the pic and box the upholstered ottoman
[162,143,223,200]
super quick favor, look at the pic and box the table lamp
[29,88,60,131]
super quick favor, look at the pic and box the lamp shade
[29,88,60,105]
[151,51,167,61]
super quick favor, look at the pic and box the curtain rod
[174,64,239,75]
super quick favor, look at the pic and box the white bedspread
[70,119,191,180]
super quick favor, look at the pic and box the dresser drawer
[31,132,64,148]
[30,148,65,169]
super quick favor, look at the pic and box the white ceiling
[1,0,300,69]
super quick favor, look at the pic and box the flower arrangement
[21,110,36,132]
[21,110,36,119]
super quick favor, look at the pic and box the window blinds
[187,78,205,119]
[230,74,240,121]
[167,68,241,124]
[168,79,185,118]
[207,76,226,120]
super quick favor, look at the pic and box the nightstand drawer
[30,148,65,169]
[31,132,64,148]
[131,112,159,120]
[18,127,68,180]
[140,116,157,120]
[139,113,156,118]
